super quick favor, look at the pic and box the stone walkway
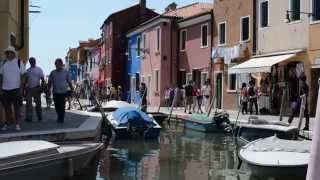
[0,107,102,142]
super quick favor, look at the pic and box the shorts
[186,96,193,105]
[1,88,22,109]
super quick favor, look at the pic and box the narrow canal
[72,123,300,180]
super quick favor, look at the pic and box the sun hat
[4,46,17,55]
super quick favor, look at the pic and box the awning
[229,53,296,74]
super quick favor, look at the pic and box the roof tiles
[163,3,213,19]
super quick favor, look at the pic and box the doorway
[192,69,201,88]
[214,72,223,109]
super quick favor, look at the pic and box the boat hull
[147,112,167,125]
[235,126,298,141]
[0,143,103,180]
[184,120,224,132]
[246,163,307,180]
[112,127,161,139]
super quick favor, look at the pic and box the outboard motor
[213,111,232,132]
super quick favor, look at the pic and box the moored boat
[87,100,137,113]
[239,136,311,179]
[0,140,103,180]
[183,111,232,133]
[235,117,299,142]
[107,107,161,139]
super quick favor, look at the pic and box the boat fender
[67,158,74,179]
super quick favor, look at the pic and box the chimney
[140,0,146,16]
[165,2,177,13]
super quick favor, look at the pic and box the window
[127,42,131,60]
[201,72,208,87]
[142,34,146,56]
[260,0,269,27]
[154,70,160,91]
[228,74,237,91]
[156,27,160,52]
[240,16,250,42]
[186,73,192,85]
[218,22,226,45]
[180,29,187,51]
[312,0,320,21]
[136,73,140,90]
[290,0,300,21]
[137,36,141,57]
[201,24,208,47]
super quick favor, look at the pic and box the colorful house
[126,3,213,106]
[126,33,142,103]
[175,4,213,89]
[212,0,255,110]
[226,0,314,115]
[0,0,29,61]
[100,0,158,91]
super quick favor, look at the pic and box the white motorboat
[107,107,161,139]
[239,136,311,179]
[235,117,299,142]
[0,140,103,180]
[87,100,137,113]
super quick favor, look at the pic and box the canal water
[72,124,302,180]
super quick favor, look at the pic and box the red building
[100,0,158,88]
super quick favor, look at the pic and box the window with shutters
[260,0,269,28]
[240,16,250,42]
[201,24,208,48]
[290,0,301,22]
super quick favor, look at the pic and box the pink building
[127,3,213,106]
[176,8,213,88]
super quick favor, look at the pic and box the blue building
[126,34,142,104]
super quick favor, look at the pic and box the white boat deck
[0,141,59,160]
[240,136,311,167]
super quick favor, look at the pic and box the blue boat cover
[112,107,155,126]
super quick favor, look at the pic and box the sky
[29,0,212,75]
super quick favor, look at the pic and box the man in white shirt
[0,46,26,131]
[25,57,45,122]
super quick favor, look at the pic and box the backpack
[248,86,255,97]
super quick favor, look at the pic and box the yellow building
[0,0,29,61]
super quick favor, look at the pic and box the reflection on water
[73,124,302,180]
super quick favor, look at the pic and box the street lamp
[286,10,314,23]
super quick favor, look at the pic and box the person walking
[0,46,26,131]
[288,75,310,130]
[184,81,193,114]
[164,87,170,109]
[202,79,211,113]
[192,84,197,113]
[25,57,45,122]
[47,58,73,123]
[248,80,258,115]
[300,75,310,130]
[117,85,123,101]
[240,83,248,114]
[140,83,147,112]
[196,88,203,114]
